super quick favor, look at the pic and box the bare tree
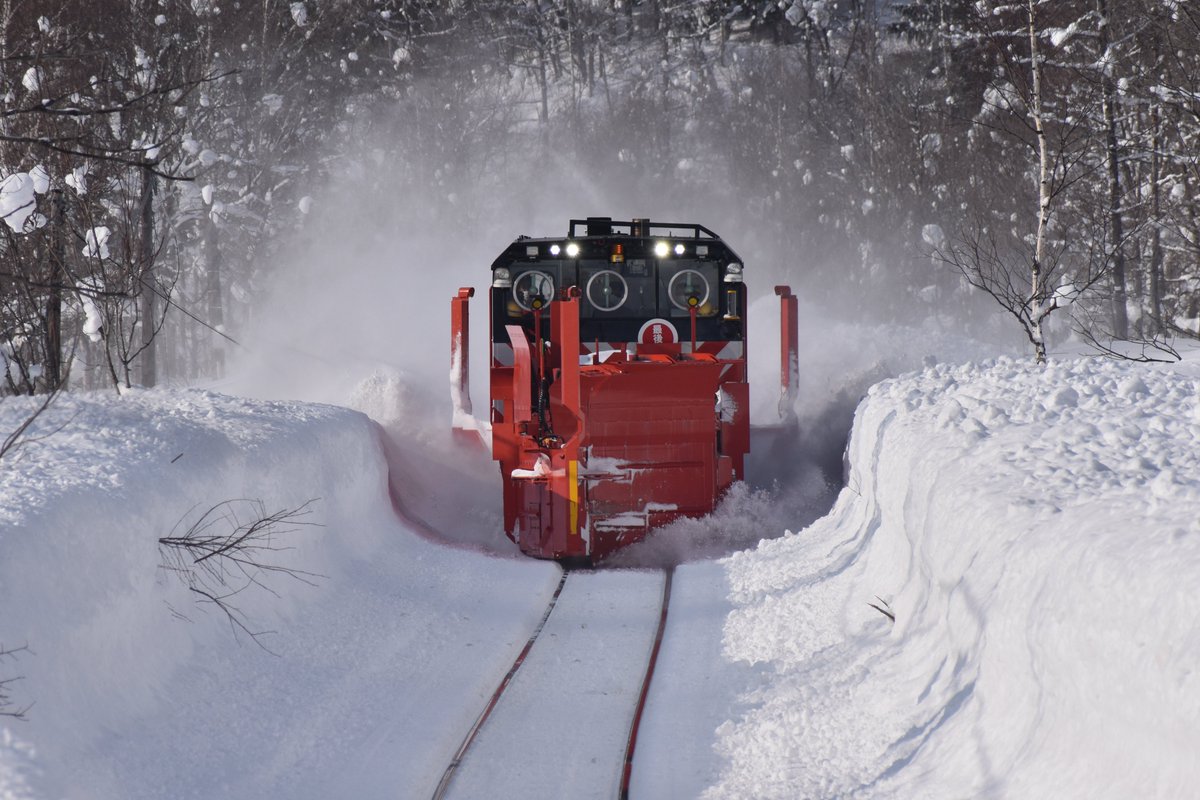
[940,1,1100,362]
[4,0,1199,384]
[158,498,323,652]
[1,1,233,393]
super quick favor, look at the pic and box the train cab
[451,217,795,562]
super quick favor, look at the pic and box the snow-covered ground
[0,390,559,799]
[3,347,1199,798]
[700,354,1200,798]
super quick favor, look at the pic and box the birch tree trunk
[1028,0,1051,364]
[205,211,225,376]
[1148,104,1164,332]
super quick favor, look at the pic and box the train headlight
[549,243,561,256]
[654,241,669,258]
[493,267,512,288]
[565,242,580,258]
[723,263,743,283]
[674,243,685,255]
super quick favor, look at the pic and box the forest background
[2,0,1199,395]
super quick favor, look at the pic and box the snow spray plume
[226,53,1016,557]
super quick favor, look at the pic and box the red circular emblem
[637,318,679,345]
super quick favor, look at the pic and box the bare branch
[1,344,77,460]
[868,596,895,623]
[158,499,324,652]
[0,644,32,720]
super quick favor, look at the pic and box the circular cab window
[512,270,555,311]
[667,268,710,311]
[585,270,629,312]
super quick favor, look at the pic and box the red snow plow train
[450,217,799,563]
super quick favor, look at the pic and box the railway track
[619,567,674,800]
[431,566,676,800]
[430,570,570,799]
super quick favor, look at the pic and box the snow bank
[707,356,1200,798]
[7,352,1198,798]
[0,389,556,799]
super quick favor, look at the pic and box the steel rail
[618,566,676,800]
[430,569,570,800]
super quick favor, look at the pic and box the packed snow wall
[0,390,558,800]
[707,356,1200,798]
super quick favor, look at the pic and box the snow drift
[0,389,557,800]
[4,352,1199,799]
[705,356,1200,798]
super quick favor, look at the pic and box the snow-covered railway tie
[433,567,675,800]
